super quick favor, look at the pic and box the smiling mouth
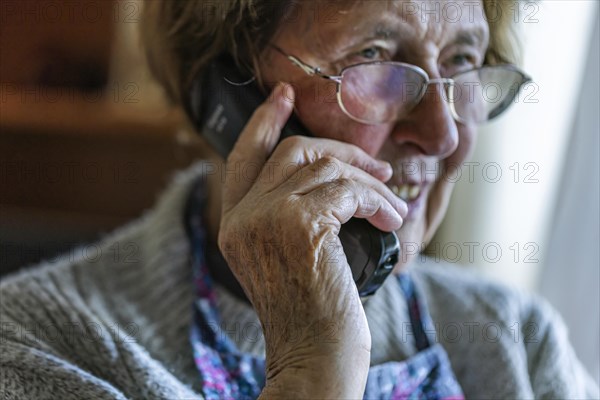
[390,184,422,202]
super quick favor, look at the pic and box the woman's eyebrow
[332,23,403,54]
[337,25,487,57]
[373,24,403,40]
[453,29,486,47]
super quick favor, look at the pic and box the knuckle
[318,155,342,170]
[313,156,343,181]
[360,194,382,214]
[277,135,306,153]
[334,177,355,190]
[324,178,357,201]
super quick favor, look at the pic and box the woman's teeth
[391,184,421,201]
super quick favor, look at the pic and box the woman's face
[260,0,490,268]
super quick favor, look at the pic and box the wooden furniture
[0,92,205,276]
[1,0,208,275]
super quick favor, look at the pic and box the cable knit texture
[1,161,598,399]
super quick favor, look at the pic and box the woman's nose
[390,82,460,158]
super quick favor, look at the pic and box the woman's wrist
[259,340,371,399]
[259,362,370,399]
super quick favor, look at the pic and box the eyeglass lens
[339,64,527,124]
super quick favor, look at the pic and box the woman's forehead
[278,0,489,55]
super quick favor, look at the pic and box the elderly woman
[1,0,598,399]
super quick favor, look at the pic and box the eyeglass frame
[270,45,532,125]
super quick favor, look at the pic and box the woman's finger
[304,175,404,233]
[222,82,295,214]
[298,157,406,232]
[255,136,393,191]
[283,156,408,226]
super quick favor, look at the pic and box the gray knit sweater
[1,162,598,399]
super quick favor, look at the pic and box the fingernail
[376,161,393,180]
[277,82,295,108]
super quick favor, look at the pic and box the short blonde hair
[141,0,521,108]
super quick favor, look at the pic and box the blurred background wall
[1,0,598,385]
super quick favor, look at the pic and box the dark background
[1,0,204,276]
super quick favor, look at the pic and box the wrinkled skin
[210,1,489,397]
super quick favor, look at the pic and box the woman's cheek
[294,84,344,137]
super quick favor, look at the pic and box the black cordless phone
[185,54,400,297]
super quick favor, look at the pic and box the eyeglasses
[272,45,532,125]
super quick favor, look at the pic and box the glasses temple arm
[270,44,342,83]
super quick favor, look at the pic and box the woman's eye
[443,53,479,76]
[358,47,382,60]
[451,54,472,67]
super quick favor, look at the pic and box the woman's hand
[218,83,407,398]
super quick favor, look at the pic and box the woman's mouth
[390,183,428,219]
[390,184,421,202]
